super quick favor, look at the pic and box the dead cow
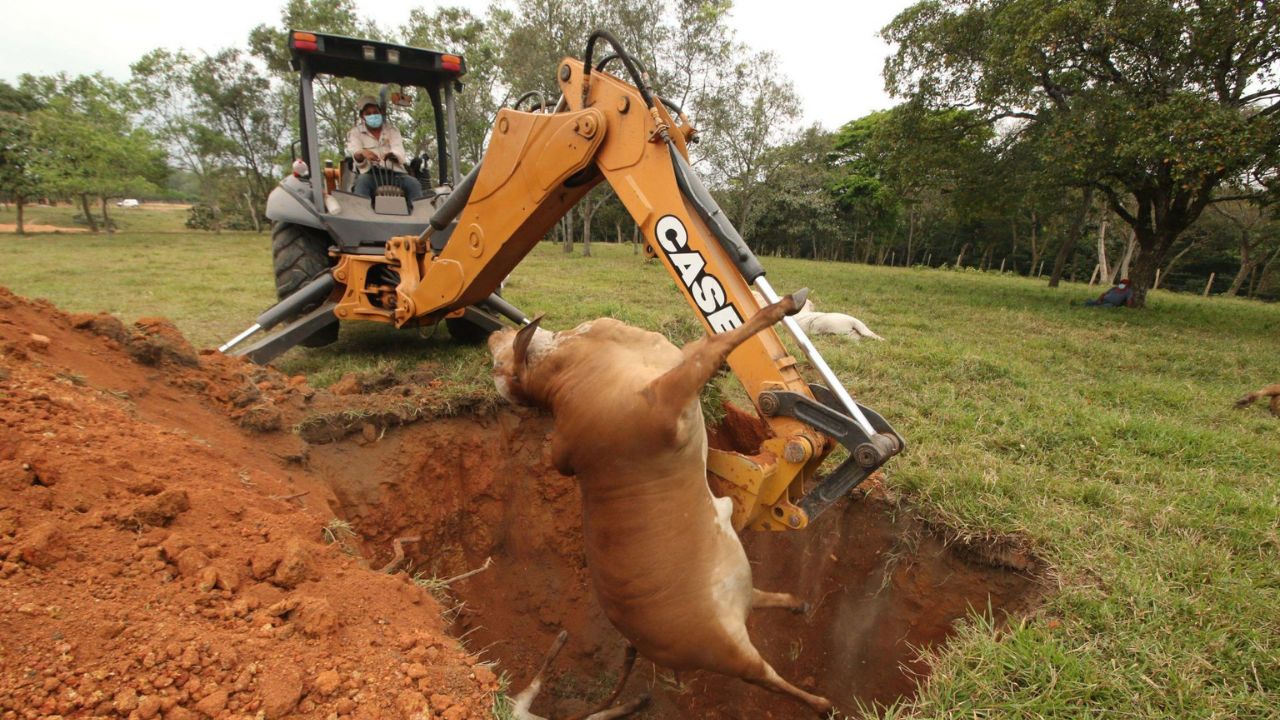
[488,290,832,716]
[753,290,883,341]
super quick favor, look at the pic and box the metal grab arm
[752,277,878,439]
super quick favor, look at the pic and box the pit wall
[307,410,1046,718]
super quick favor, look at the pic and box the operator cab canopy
[287,30,466,84]
[288,30,466,191]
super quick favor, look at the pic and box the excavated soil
[0,286,1048,720]
[0,288,499,719]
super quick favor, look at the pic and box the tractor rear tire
[445,316,496,345]
[271,221,339,348]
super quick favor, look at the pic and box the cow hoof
[787,288,810,316]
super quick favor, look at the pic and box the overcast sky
[0,0,914,130]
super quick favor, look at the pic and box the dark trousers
[354,171,423,201]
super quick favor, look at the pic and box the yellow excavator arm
[319,33,902,531]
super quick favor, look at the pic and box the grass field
[1,227,1276,719]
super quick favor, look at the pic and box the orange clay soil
[0,287,500,720]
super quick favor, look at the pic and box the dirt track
[0,224,88,234]
[0,286,1047,719]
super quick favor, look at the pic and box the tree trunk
[955,242,971,268]
[100,197,113,235]
[244,190,262,233]
[1127,234,1166,308]
[15,197,24,235]
[80,194,99,233]
[631,224,639,254]
[1096,219,1110,281]
[561,215,573,253]
[1049,187,1093,288]
[1255,243,1280,296]
[906,208,916,265]
[1225,233,1252,297]
[582,204,594,257]
[1028,214,1040,276]
[1116,231,1137,281]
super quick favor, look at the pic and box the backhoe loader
[221,29,903,533]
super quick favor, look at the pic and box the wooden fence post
[1202,272,1215,297]
[925,252,932,266]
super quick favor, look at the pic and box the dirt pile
[0,287,499,719]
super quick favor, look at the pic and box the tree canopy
[883,0,1280,305]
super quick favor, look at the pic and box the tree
[750,126,848,260]
[187,50,287,229]
[0,82,43,234]
[884,0,1280,307]
[249,0,383,155]
[696,50,800,237]
[1205,198,1279,296]
[23,74,167,233]
[132,50,238,232]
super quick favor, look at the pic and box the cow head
[487,316,554,405]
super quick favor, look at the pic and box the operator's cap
[356,95,380,114]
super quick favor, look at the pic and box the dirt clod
[271,539,313,588]
[16,522,67,569]
[125,488,191,528]
[259,664,304,719]
[239,403,284,433]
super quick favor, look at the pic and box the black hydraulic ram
[218,273,337,354]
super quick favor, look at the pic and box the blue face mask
[364,113,383,129]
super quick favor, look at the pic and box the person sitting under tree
[1081,278,1135,307]
[345,95,423,202]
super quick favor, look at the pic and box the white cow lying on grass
[754,292,884,342]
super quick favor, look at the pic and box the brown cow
[488,289,832,716]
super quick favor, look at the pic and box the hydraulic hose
[592,52,685,117]
[512,91,548,112]
[581,30,656,111]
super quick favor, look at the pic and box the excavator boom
[232,32,903,531]
[386,44,901,530]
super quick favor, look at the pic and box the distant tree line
[1,0,1276,302]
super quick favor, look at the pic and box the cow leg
[582,693,650,720]
[565,645,644,720]
[744,661,833,716]
[515,634,647,720]
[751,589,810,615]
[511,631,569,720]
[646,289,808,412]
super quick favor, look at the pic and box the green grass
[0,233,1277,718]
